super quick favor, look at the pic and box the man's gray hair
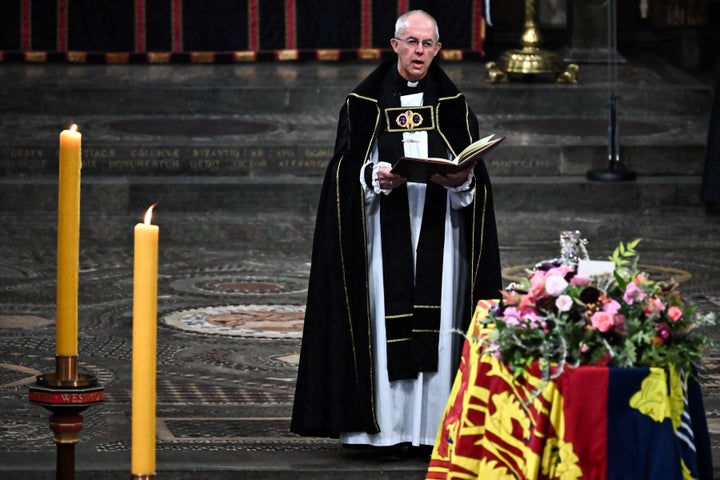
[394,10,440,42]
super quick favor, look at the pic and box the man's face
[390,14,441,82]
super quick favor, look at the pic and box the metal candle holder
[28,355,104,480]
[487,0,578,84]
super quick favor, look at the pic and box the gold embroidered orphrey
[384,105,435,133]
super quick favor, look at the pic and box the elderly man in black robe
[291,10,502,449]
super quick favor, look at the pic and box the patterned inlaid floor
[1,208,719,465]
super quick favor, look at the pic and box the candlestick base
[29,376,105,409]
[35,371,98,388]
[29,359,104,480]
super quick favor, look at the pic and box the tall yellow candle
[131,205,159,476]
[56,124,82,357]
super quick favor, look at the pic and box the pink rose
[546,266,573,278]
[623,283,646,305]
[591,311,615,332]
[529,271,546,295]
[570,276,590,286]
[545,275,569,296]
[603,299,621,316]
[667,306,683,322]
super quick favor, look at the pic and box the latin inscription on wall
[4,147,560,176]
[1,146,335,176]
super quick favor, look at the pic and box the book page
[455,135,500,163]
[390,134,506,182]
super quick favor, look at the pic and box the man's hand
[377,165,407,190]
[430,160,476,188]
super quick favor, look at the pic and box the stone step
[0,113,708,178]
[0,175,703,214]
[0,62,711,117]
[0,58,710,214]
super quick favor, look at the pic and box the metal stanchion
[587,0,636,181]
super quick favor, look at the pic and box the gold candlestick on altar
[487,0,578,84]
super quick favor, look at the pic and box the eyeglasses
[394,37,437,49]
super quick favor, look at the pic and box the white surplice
[340,91,475,447]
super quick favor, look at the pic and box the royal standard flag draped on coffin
[426,302,713,480]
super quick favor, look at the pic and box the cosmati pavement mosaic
[1,208,719,471]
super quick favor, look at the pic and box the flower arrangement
[482,239,716,378]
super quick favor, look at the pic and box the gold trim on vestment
[472,184,489,295]
[354,96,382,432]
[384,106,435,132]
[387,337,411,343]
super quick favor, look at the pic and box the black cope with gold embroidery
[384,105,435,132]
[291,60,502,439]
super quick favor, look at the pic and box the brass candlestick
[29,355,104,480]
[487,0,578,84]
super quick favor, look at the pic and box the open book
[391,134,506,183]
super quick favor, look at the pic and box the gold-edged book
[391,134,506,183]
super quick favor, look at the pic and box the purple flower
[522,310,544,328]
[656,322,671,339]
[502,307,521,326]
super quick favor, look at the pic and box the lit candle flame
[70,124,78,132]
[144,204,157,225]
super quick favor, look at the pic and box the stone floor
[1,206,719,479]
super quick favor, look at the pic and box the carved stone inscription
[1,145,334,175]
[486,157,554,175]
[4,147,54,173]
